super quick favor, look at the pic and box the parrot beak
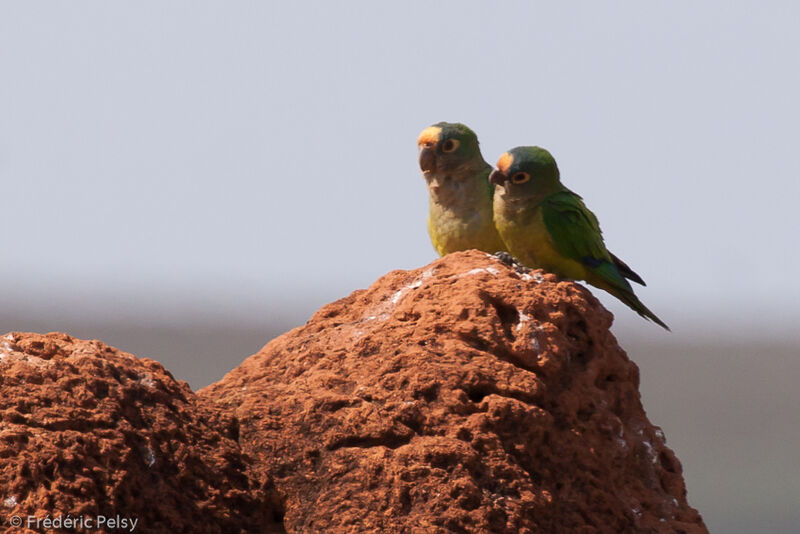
[419,146,437,173]
[489,169,508,186]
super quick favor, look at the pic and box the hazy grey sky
[2,2,799,332]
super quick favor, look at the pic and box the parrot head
[417,122,483,178]
[489,146,562,200]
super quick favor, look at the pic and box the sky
[2,2,799,335]
[2,3,800,532]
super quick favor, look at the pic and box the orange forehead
[417,126,442,146]
[496,152,514,173]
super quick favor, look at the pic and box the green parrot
[417,122,507,256]
[489,146,669,330]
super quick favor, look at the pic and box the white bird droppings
[641,441,658,464]
[521,271,545,283]
[144,446,156,468]
[391,268,435,305]
[515,312,531,332]
[138,373,155,389]
[461,267,499,278]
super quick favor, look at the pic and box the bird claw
[492,251,531,275]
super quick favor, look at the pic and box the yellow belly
[428,212,507,256]
[425,170,508,256]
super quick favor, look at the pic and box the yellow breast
[494,201,588,280]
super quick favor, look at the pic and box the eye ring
[511,172,531,184]
[441,138,460,153]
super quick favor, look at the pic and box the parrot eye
[441,139,460,153]
[511,172,531,184]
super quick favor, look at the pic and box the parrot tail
[610,252,646,286]
[612,287,670,331]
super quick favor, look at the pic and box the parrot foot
[492,251,531,276]
[492,251,515,265]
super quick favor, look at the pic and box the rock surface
[0,332,283,534]
[201,250,707,533]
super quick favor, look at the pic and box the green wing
[540,191,631,292]
[541,190,668,330]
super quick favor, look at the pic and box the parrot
[489,146,669,330]
[417,122,507,256]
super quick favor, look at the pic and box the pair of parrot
[417,121,669,330]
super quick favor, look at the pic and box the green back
[541,190,632,292]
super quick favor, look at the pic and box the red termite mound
[0,332,283,534]
[201,250,707,533]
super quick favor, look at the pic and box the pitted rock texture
[201,250,707,533]
[0,332,284,534]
